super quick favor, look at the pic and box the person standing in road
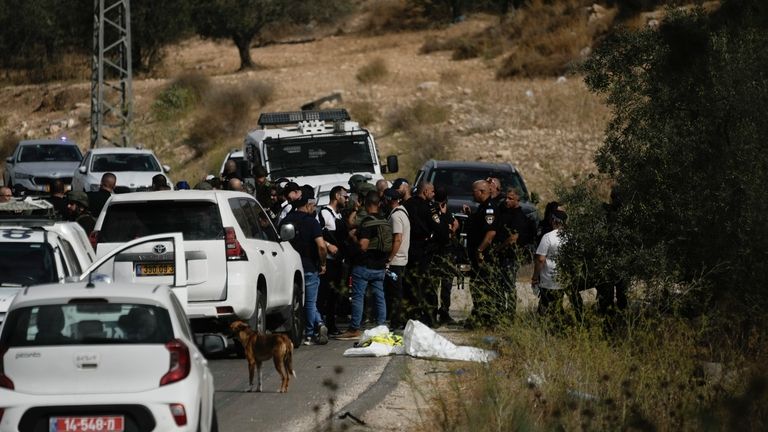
[488,177,505,211]
[65,191,97,234]
[532,209,568,316]
[281,192,329,345]
[0,186,12,203]
[87,172,116,218]
[316,185,349,336]
[463,179,499,328]
[277,182,302,224]
[403,181,446,327]
[392,178,412,202]
[336,192,389,341]
[383,188,410,330]
[495,187,535,318]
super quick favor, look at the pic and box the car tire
[288,279,304,348]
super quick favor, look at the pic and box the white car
[0,233,219,431]
[3,139,83,195]
[72,147,172,192]
[91,190,305,346]
[0,211,96,326]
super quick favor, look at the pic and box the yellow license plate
[135,262,174,276]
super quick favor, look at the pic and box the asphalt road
[210,338,391,432]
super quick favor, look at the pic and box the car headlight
[14,172,33,180]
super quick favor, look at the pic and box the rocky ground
[0,14,609,201]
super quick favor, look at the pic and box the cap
[205,174,216,181]
[383,188,402,201]
[283,182,301,194]
[176,181,190,190]
[66,191,89,208]
[356,182,375,195]
[392,178,409,190]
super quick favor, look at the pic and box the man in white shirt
[532,209,567,315]
[383,188,410,330]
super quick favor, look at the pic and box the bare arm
[478,229,496,253]
[532,254,545,284]
[314,236,327,275]
[388,233,403,263]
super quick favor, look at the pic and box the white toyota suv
[90,190,305,346]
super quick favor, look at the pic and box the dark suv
[414,159,538,219]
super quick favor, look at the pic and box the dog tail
[286,347,296,378]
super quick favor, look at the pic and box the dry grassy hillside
[0,13,609,201]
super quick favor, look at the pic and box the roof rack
[0,197,57,219]
[258,109,350,127]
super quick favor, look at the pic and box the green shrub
[349,101,378,126]
[356,58,389,84]
[386,99,449,132]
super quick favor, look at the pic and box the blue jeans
[350,265,386,330]
[304,272,323,337]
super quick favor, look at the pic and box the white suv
[91,190,305,346]
[72,147,172,192]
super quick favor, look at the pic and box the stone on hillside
[556,76,567,84]
[417,81,438,91]
[48,124,61,134]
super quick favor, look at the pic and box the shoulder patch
[485,215,495,225]
[432,213,440,223]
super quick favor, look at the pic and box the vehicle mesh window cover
[431,169,527,198]
[100,201,224,242]
[0,242,57,286]
[265,133,374,178]
[19,145,82,162]
[1,303,174,346]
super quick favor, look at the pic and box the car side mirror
[198,333,227,356]
[163,165,171,173]
[78,166,87,174]
[280,223,296,242]
[5,156,13,164]
[386,155,399,174]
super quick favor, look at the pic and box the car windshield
[1,303,173,346]
[18,144,82,163]
[99,201,224,242]
[0,242,57,286]
[91,153,161,172]
[265,132,375,177]
[429,168,529,199]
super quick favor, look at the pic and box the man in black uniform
[87,172,116,218]
[495,187,535,318]
[434,186,459,325]
[463,179,499,328]
[403,181,448,326]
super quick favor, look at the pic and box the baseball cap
[392,178,409,190]
[283,182,301,194]
[383,188,402,201]
[357,182,375,195]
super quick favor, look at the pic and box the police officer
[463,179,499,328]
[403,181,448,327]
[434,186,459,324]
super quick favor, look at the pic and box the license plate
[135,262,175,276]
[49,416,124,432]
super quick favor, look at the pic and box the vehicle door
[73,151,91,191]
[254,200,294,307]
[228,197,279,297]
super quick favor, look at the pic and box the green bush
[356,58,389,84]
[152,73,210,121]
[566,0,768,321]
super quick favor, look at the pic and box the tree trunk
[233,33,255,70]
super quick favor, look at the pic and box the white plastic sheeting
[342,320,497,363]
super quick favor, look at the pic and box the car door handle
[271,251,278,257]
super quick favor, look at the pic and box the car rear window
[92,154,160,172]
[99,201,224,242]
[430,168,528,199]
[1,303,174,347]
[18,144,82,162]
[0,243,57,286]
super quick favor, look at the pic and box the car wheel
[248,290,267,334]
[288,280,304,348]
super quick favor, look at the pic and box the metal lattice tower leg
[90,0,133,149]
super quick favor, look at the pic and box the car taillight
[0,346,13,390]
[225,227,246,260]
[159,339,190,386]
[88,230,100,249]
[169,404,187,426]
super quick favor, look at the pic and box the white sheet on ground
[342,320,497,363]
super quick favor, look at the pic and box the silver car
[3,139,83,195]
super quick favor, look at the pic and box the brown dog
[229,320,296,393]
